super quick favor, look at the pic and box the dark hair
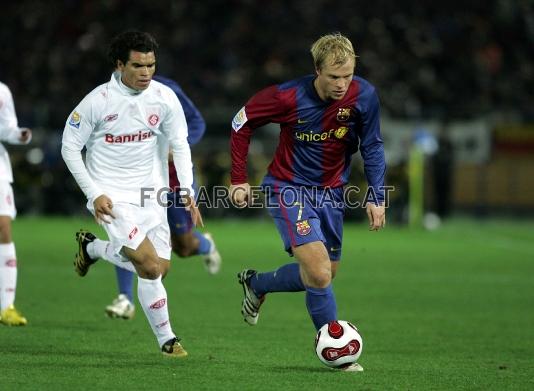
[107,30,159,67]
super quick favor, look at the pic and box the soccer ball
[314,320,363,369]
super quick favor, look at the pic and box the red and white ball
[315,320,363,369]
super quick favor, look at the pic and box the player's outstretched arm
[18,128,32,144]
[229,183,251,208]
[366,203,386,231]
[0,126,32,145]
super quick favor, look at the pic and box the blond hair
[310,32,356,70]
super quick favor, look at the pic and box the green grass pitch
[1,217,534,390]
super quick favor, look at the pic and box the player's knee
[160,261,171,278]
[329,261,339,280]
[307,269,332,288]
[0,220,12,243]
[330,265,338,280]
[143,266,160,279]
[171,234,196,257]
[137,257,161,279]
[173,244,192,258]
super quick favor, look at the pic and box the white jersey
[61,72,194,205]
[0,82,30,183]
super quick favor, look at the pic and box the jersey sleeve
[0,84,28,145]
[161,91,195,197]
[358,87,386,203]
[230,85,283,184]
[61,97,103,201]
[174,86,206,146]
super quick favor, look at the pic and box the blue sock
[250,263,305,296]
[193,231,211,255]
[305,285,337,330]
[115,266,134,302]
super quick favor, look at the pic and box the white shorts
[89,200,171,260]
[0,181,16,219]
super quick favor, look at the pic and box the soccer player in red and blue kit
[105,75,222,320]
[230,33,386,372]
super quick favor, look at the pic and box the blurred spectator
[432,125,454,218]
[1,1,533,128]
[1,1,533,216]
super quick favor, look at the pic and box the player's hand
[93,194,116,224]
[183,195,204,227]
[229,183,251,208]
[366,203,386,231]
[19,128,32,144]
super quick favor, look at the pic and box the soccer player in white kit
[0,81,32,326]
[61,31,202,356]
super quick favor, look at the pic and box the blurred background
[1,0,533,224]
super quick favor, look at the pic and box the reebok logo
[104,113,118,122]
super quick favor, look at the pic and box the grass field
[1,217,534,390]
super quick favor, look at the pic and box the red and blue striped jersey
[231,75,386,201]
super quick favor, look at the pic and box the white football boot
[203,233,222,274]
[105,294,135,320]
[334,362,364,372]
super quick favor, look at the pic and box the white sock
[87,239,136,273]
[137,275,176,348]
[0,242,17,311]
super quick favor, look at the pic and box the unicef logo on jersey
[295,127,349,142]
[334,127,348,139]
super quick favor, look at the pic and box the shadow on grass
[270,365,333,373]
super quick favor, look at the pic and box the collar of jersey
[113,71,143,96]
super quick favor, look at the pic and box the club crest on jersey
[336,108,351,122]
[296,220,311,236]
[148,114,160,126]
[232,106,248,132]
[68,111,81,129]
[334,126,349,139]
